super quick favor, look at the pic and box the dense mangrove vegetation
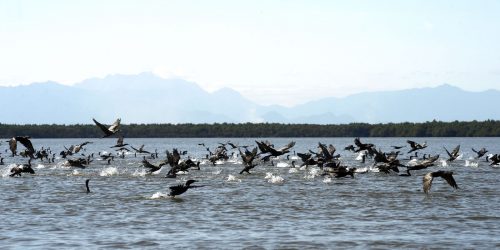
[1,120,499,138]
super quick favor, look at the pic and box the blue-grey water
[1,137,499,249]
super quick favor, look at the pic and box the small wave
[100,167,119,177]
[36,164,46,169]
[212,168,222,175]
[289,168,299,174]
[150,192,169,199]
[226,174,241,182]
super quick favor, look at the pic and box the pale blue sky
[1,0,499,106]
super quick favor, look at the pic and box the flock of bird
[2,118,499,198]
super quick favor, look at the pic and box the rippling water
[1,138,500,249]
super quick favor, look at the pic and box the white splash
[323,177,332,183]
[457,154,464,160]
[226,174,241,182]
[465,160,479,168]
[288,168,299,174]
[1,164,17,177]
[150,192,169,199]
[407,159,418,166]
[212,168,222,175]
[265,172,284,184]
[276,162,289,168]
[133,169,147,177]
[36,164,45,169]
[304,168,321,179]
[100,167,119,177]
[355,151,366,161]
[70,169,81,176]
[290,155,300,160]
[440,160,448,167]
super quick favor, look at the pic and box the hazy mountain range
[1,72,498,124]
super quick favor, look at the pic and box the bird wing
[116,136,124,146]
[255,141,270,154]
[318,143,333,160]
[328,144,336,155]
[471,148,478,154]
[15,136,35,153]
[443,147,452,158]
[277,141,295,152]
[297,152,311,162]
[354,138,363,147]
[407,140,417,149]
[108,118,121,133]
[440,172,458,190]
[451,145,460,156]
[93,118,111,134]
[423,172,434,194]
[142,159,157,169]
[9,138,17,153]
[172,149,181,164]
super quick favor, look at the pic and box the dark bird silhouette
[354,138,374,152]
[488,154,500,165]
[256,140,295,158]
[391,145,406,149]
[169,180,202,197]
[93,118,121,138]
[10,159,34,177]
[407,140,427,153]
[423,171,458,194]
[142,156,163,173]
[111,136,129,148]
[85,179,91,193]
[344,145,356,152]
[131,145,150,154]
[10,136,35,158]
[472,147,488,159]
[444,145,460,162]
[8,137,17,156]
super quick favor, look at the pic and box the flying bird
[169,180,203,197]
[93,118,121,138]
[423,170,458,194]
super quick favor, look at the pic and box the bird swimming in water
[93,118,121,138]
[85,179,91,193]
[168,180,203,197]
[423,170,458,194]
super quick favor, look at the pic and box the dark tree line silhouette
[1,120,499,138]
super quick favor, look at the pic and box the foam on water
[226,174,241,182]
[323,177,332,183]
[465,160,479,168]
[288,168,299,174]
[36,164,45,169]
[407,159,418,166]
[265,172,284,184]
[276,162,289,168]
[355,152,366,161]
[1,164,17,177]
[133,169,147,177]
[212,168,222,175]
[440,160,449,167]
[70,169,81,176]
[304,167,321,179]
[150,192,169,199]
[100,167,119,177]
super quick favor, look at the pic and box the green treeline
[1,120,499,138]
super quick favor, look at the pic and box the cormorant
[169,180,202,197]
[85,179,91,193]
[423,170,458,194]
